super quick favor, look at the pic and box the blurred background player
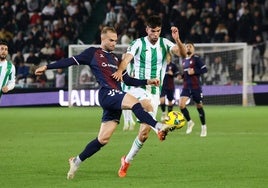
[160,54,180,121]
[178,41,208,137]
[0,40,16,101]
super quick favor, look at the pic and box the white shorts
[128,87,160,117]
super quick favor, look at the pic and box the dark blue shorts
[160,88,175,101]
[180,88,203,104]
[98,87,126,122]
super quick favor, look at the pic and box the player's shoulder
[192,54,204,64]
[127,38,142,52]
[7,60,15,67]
[86,46,99,51]
[160,37,175,50]
[130,38,142,45]
[192,54,202,60]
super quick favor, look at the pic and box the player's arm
[35,47,94,75]
[170,26,186,58]
[35,57,77,75]
[112,53,133,81]
[122,71,159,86]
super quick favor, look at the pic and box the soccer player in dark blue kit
[35,27,175,179]
[160,54,180,121]
[178,42,208,137]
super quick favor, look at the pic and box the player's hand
[147,78,160,86]
[2,86,9,93]
[171,26,180,41]
[35,66,47,75]
[112,70,123,81]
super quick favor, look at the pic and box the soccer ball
[165,111,186,129]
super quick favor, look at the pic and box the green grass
[0,106,268,188]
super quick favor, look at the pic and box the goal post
[68,43,254,107]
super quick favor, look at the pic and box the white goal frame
[68,43,252,107]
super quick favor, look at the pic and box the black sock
[197,107,206,125]
[132,103,157,127]
[168,105,173,112]
[79,138,104,161]
[160,103,166,112]
[181,107,191,121]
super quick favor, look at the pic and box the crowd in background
[1,0,268,88]
[100,0,268,84]
[0,0,95,87]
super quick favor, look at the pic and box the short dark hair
[185,41,195,48]
[0,40,8,46]
[145,15,162,28]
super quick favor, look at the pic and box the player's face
[146,26,161,44]
[102,31,118,52]
[185,44,194,56]
[0,44,8,61]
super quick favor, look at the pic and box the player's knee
[139,99,152,111]
[98,137,110,145]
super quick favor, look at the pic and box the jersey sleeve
[163,38,176,54]
[126,39,140,56]
[6,64,16,91]
[73,47,95,65]
[122,71,147,86]
[47,48,95,69]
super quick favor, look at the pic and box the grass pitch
[0,106,268,188]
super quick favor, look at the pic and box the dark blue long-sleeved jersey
[46,47,147,89]
[182,54,207,89]
[162,62,179,90]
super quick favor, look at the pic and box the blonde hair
[101,26,116,35]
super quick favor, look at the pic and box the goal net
[68,43,254,106]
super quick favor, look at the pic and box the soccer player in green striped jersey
[0,40,16,101]
[113,15,186,178]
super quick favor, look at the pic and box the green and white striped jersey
[126,36,175,96]
[121,61,135,92]
[0,60,16,97]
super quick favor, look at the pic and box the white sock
[125,137,143,163]
[122,110,129,125]
[74,156,82,166]
[128,110,135,125]
[155,122,164,131]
